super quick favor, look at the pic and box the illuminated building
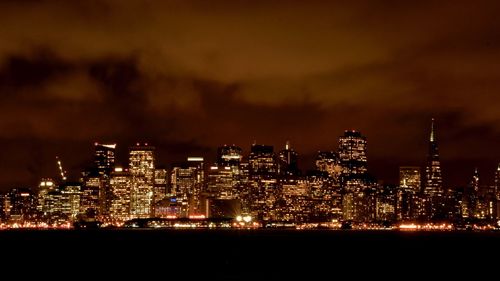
[341,179,377,222]
[0,193,7,221]
[278,141,299,176]
[275,178,310,222]
[94,143,116,176]
[212,144,245,201]
[207,166,237,199]
[154,168,167,203]
[60,183,81,220]
[399,167,421,193]
[171,157,205,217]
[110,167,132,221]
[338,130,374,222]
[338,130,368,177]
[375,185,397,222]
[7,188,35,222]
[247,144,279,221]
[93,143,116,218]
[129,144,155,219]
[424,118,444,219]
[42,183,81,221]
[443,187,463,221]
[461,169,478,219]
[397,167,421,221]
[315,151,342,180]
[306,171,343,221]
[217,145,242,167]
[80,170,100,218]
[37,178,56,214]
[44,190,64,218]
[495,164,500,200]
[249,144,277,176]
[461,168,494,220]
[495,164,500,218]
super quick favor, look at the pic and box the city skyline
[1,119,500,192]
[2,2,500,279]
[2,120,499,229]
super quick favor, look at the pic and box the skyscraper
[399,167,421,193]
[93,143,116,219]
[247,144,279,220]
[338,130,368,178]
[8,188,35,222]
[315,151,341,180]
[80,170,101,218]
[423,118,444,220]
[110,167,132,222]
[129,144,155,219]
[249,144,277,177]
[338,130,374,222]
[94,143,116,176]
[60,183,81,220]
[207,166,236,199]
[153,168,167,204]
[278,141,299,176]
[397,167,421,221]
[217,145,243,167]
[170,157,205,217]
[424,119,443,197]
[495,164,500,200]
[37,178,56,214]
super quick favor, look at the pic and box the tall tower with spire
[424,118,443,197]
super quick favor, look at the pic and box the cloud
[1,1,500,189]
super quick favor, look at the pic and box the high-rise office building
[338,130,368,177]
[80,170,101,218]
[129,144,155,219]
[217,145,243,167]
[154,168,167,204]
[423,119,444,220]
[424,119,443,197]
[94,143,116,176]
[0,193,7,222]
[8,188,35,221]
[494,164,500,218]
[171,157,205,217]
[60,183,81,220]
[397,167,421,221]
[278,141,299,176]
[214,144,244,199]
[93,143,116,219]
[110,167,132,222]
[315,151,341,180]
[207,166,237,199]
[495,164,500,200]
[249,144,277,177]
[247,144,279,220]
[375,185,397,222]
[37,178,56,214]
[338,130,374,222]
[399,167,421,193]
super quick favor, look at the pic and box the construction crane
[56,156,67,181]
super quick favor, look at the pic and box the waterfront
[1,229,499,279]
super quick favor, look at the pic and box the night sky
[1,1,500,191]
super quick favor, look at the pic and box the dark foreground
[1,229,499,279]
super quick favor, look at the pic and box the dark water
[1,230,498,279]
